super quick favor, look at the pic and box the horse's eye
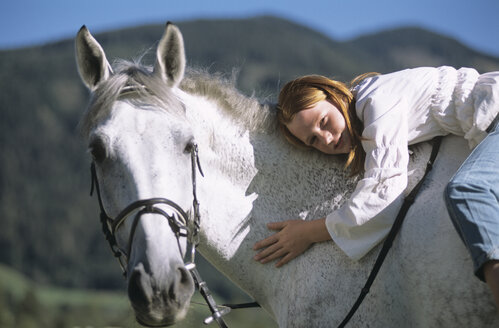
[89,137,108,163]
[184,138,196,154]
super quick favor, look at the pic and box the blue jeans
[445,119,499,281]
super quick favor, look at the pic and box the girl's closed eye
[320,116,327,128]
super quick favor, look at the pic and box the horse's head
[76,23,195,326]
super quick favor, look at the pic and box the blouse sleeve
[325,90,410,260]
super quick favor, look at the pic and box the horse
[75,23,498,327]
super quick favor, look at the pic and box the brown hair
[277,74,376,176]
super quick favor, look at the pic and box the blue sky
[1,0,498,56]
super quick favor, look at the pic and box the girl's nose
[319,131,333,145]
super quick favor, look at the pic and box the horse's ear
[154,22,186,87]
[75,25,112,91]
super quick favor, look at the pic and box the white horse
[75,23,498,327]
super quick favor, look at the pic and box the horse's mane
[78,59,277,138]
[180,68,277,133]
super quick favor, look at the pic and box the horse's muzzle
[128,262,194,326]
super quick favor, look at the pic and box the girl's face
[286,100,352,155]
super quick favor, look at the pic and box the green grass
[37,284,128,308]
[0,264,133,327]
[0,264,276,328]
[0,264,32,300]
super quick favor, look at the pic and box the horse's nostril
[179,266,191,284]
[128,264,153,306]
[170,265,194,301]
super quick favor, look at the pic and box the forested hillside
[1,15,498,292]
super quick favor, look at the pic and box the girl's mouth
[335,134,343,149]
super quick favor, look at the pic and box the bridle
[89,143,249,327]
[90,143,202,276]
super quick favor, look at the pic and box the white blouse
[325,66,499,260]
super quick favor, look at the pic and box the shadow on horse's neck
[186,90,355,297]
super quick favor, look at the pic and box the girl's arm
[325,92,409,260]
[253,218,331,267]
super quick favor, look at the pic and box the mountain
[345,26,499,73]
[0,15,498,290]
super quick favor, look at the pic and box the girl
[252,67,499,309]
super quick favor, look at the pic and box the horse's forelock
[78,60,183,138]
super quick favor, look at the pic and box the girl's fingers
[267,221,287,230]
[253,233,278,250]
[253,221,291,250]
[275,252,296,268]
[254,242,282,261]
[260,248,288,263]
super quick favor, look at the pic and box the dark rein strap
[337,136,442,327]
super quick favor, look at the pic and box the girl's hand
[253,219,330,267]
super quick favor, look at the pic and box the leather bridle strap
[337,136,442,328]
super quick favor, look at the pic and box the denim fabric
[445,118,499,281]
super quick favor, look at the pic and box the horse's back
[398,135,497,327]
[282,135,498,327]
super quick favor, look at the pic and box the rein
[90,143,257,327]
[337,136,442,327]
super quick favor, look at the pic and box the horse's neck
[178,91,267,296]
[180,91,261,249]
[178,91,354,308]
